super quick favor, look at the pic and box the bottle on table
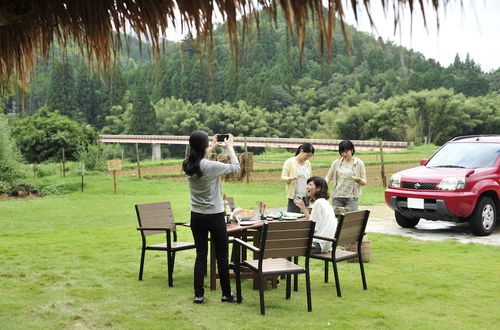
[223,193,231,223]
[260,203,267,220]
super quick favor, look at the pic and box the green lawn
[1,174,499,329]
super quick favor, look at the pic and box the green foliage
[0,114,22,163]
[101,143,124,160]
[34,181,80,195]
[47,61,81,121]
[10,107,97,163]
[76,144,106,171]
[33,162,62,178]
[2,11,499,146]
[330,89,500,145]
[127,84,157,134]
[0,161,24,183]
[0,114,25,191]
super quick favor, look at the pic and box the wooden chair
[135,201,195,287]
[232,220,316,315]
[311,210,370,297]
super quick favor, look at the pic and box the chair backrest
[135,201,176,236]
[335,210,370,247]
[261,221,315,259]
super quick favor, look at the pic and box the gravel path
[362,203,500,246]
[270,203,500,245]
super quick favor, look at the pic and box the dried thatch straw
[0,0,452,92]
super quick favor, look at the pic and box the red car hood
[397,166,476,182]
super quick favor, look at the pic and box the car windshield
[427,142,500,169]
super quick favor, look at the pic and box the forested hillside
[2,13,499,147]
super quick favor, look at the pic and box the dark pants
[287,197,308,213]
[190,211,231,297]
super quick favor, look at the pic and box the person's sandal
[193,296,204,304]
[221,293,239,303]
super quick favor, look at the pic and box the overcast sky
[166,0,499,72]
[344,0,500,72]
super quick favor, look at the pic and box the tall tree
[127,84,158,135]
[47,61,80,121]
[75,63,101,126]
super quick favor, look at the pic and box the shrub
[0,180,10,194]
[0,114,23,164]
[0,161,24,183]
[10,107,97,163]
[101,143,124,160]
[76,144,106,171]
[34,181,80,196]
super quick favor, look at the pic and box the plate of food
[239,220,259,226]
[233,208,258,221]
[286,212,304,217]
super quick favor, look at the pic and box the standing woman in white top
[280,143,315,213]
[325,140,366,211]
[294,176,337,253]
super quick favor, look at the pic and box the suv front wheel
[469,196,497,236]
[395,211,420,228]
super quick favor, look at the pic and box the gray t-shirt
[188,155,240,214]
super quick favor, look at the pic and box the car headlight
[437,177,465,190]
[390,174,401,188]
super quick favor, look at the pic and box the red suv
[385,135,500,236]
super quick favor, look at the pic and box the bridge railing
[99,134,408,151]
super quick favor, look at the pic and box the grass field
[2,179,499,329]
[2,146,499,329]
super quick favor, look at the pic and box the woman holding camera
[281,143,315,213]
[325,140,366,211]
[182,131,240,304]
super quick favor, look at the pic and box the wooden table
[186,218,304,291]
[210,220,264,290]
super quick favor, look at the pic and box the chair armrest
[233,238,260,253]
[137,227,170,231]
[313,234,336,242]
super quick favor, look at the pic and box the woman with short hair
[325,140,366,211]
[294,176,337,253]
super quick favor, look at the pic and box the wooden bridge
[99,134,409,160]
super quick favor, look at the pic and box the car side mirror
[420,158,428,166]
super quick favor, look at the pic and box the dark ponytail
[295,143,315,156]
[182,130,209,178]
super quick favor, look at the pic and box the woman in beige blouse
[281,143,315,213]
[325,140,366,211]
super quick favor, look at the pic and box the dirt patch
[0,193,41,201]
[115,162,417,185]
[109,165,183,176]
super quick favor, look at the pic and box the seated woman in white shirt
[294,176,337,254]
